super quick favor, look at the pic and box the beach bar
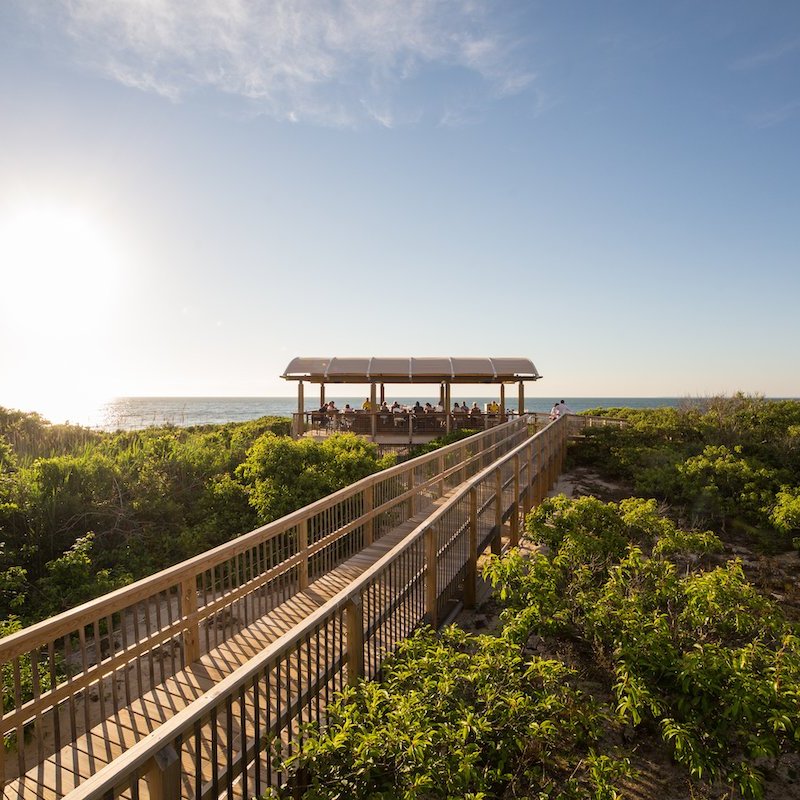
[281,356,542,443]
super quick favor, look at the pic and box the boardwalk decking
[0,415,603,800]
[4,494,456,800]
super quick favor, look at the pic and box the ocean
[89,396,691,432]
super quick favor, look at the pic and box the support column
[425,527,438,628]
[500,384,506,421]
[370,383,377,438]
[320,383,325,406]
[464,487,478,608]
[493,467,503,555]
[346,596,364,685]
[380,383,385,404]
[518,381,524,418]
[445,382,452,433]
[146,744,181,800]
[296,380,305,438]
[511,454,520,546]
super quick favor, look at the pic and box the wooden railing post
[346,594,364,685]
[408,469,416,517]
[181,577,200,664]
[511,454,520,547]
[523,443,534,515]
[425,527,438,628]
[464,488,478,609]
[493,468,502,555]
[298,519,309,590]
[146,742,181,800]
[364,484,374,546]
[438,454,445,498]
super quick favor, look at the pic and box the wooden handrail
[64,414,590,800]
[0,419,523,662]
[0,417,533,787]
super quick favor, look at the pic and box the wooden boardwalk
[0,415,599,800]
[5,493,457,800]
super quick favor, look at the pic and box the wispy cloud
[748,99,800,129]
[27,0,535,127]
[731,38,800,71]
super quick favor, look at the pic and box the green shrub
[276,626,630,799]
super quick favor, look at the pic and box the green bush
[277,626,630,800]
[485,496,800,797]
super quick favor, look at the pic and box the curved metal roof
[281,357,541,383]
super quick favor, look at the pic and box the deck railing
[292,410,526,438]
[0,417,533,788]
[64,415,579,800]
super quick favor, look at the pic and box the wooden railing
[61,415,577,800]
[294,410,516,438]
[0,417,533,789]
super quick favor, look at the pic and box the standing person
[362,398,371,411]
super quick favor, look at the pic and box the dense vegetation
[575,394,800,548]
[0,408,393,625]
[270,395,800,799]
[5,395,800,797]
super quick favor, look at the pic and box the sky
[1,1,798,423]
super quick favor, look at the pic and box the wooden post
[493,468,502,555]
[511,454,520,546]
[296,380,305,438]
[380,383,385,404]
[445,383,451,433]
[346,595,364,685]
[425,527,438,628]
[370,384,377,438]
[320,383,325,406]
[523,443,534,515]
[518,381,524,418]
[438,454,445,498]
[181,577,200,664]
[146,743,181,800]
[464,488,478,608]
[408,468,416,517]
[298,519,309,590]
[500,384,506,422]
[364,484,374,545]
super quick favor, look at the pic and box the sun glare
[1,201,125,422]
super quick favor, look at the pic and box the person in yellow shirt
[362,398,372,411]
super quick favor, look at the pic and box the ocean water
[91,396,690,432]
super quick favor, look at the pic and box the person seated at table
[453,402,462,413]
[343,404,353,412]
[413,401,424,414]
[424,402,434,413]
[460,402,469,413]
[470,402,482,415]
[362,398,371,411]
[391,401,401,411]
[434,402,444,412]
[327,401,338,412]
[380,401,390,412]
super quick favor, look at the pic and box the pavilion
[281,356,542,442]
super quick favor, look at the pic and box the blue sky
[1,1,798,422]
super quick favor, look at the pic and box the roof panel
[282,357,541,382]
